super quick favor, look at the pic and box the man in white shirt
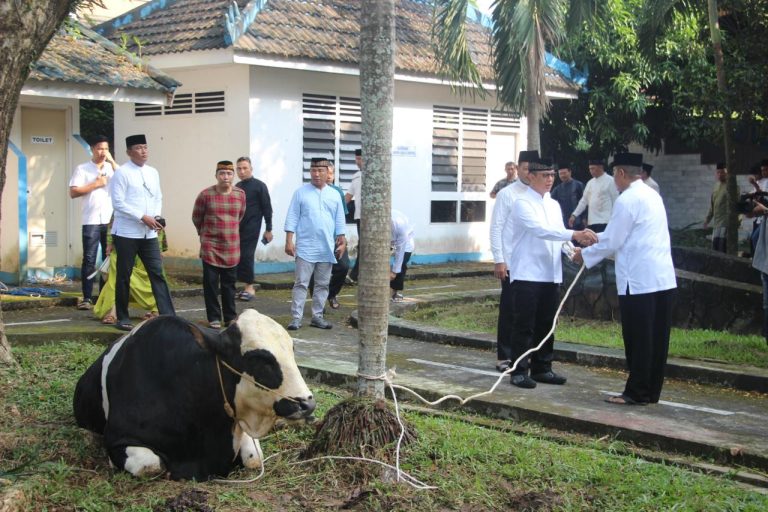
[69,135,117,310]
[641,164,660,193]
[569,159,619,232]
[506,158,597,388]
[345,149,363,283]
[574,153,677,405]
[390,209,415,302]
[489,149,537,372]
[109,134,175,331]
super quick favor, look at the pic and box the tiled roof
[96,0,249,55]
[30,22,180,93]
[97,0,576,91]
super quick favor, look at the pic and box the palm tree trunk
[356,0,395,398]
[525,55,541,152]
[706,0,738,254]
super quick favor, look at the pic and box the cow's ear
[188,323,242,357]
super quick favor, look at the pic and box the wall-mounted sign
[31,136,54,144]
[392,145,416,158]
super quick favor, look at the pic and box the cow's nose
[299,396,316,417]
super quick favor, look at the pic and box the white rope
[216,260,586,489]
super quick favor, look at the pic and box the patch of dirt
[0,487,26,512]
[154,489,212,512]
[507,489,564,511]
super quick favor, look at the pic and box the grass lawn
[1,341,767,510]
[401,299,768,368]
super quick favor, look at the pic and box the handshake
[572,228,598,247]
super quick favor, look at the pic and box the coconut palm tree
[432,0,601,152]
[356,0,395,398]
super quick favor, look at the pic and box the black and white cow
[73,309,315,480]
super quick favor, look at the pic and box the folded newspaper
[87,257,111,280]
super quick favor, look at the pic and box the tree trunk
[0,0,76,364]
[356,0,394,398]
[525,51,541,152]
[706,0,738,254]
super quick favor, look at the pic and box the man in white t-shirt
[69,135,117,310]
[345,148,363,282]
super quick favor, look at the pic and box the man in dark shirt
[551,163,585,229]
[235,156,273,301]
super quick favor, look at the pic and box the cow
[73,309,316,480]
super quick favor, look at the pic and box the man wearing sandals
[574,153,677,405]
[193,161,246,329]
[235,156,273,302]
[506,158,598,389]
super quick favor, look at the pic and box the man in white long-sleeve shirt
[109,134,175,331]
[569,159,618,232]
[390,209,414,302]
[489,149,538,372]
[574,153,677,405]
[506,158,597,389]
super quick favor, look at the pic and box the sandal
[604,394,648,406]
[101,314,117,325]
[237,291,254,302]
[143,311,158,320]
[495,360,511,372]
[329,297,340,309]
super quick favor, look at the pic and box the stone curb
[300,366,768,473]
[349,302,768,394]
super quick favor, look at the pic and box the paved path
[3,269,768,479]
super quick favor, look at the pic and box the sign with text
[31,136,54,144]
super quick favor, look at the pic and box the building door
[21,107,69,271]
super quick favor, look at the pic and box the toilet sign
[31,136,54,144]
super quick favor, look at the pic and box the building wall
[113,63,251,263]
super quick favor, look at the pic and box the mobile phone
[261,236,270,245]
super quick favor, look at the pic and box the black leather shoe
[510,374,537,389]
[531,371,567,385]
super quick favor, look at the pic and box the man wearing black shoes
[506,157,597,388]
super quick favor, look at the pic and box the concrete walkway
[3,264,767,480]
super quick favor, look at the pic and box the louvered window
[134,90,226,117]
[431,106,520,223]
[301,93,361,186]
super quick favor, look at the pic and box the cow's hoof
[239,436,264,469]
[123,446,165,477]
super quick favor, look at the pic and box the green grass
[1,341,767,510]
[402,299,768,368]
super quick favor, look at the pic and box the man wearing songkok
[489,149,538,373]
[109,134,175,331]
[551,162,585,229]
[570,158,619,232]
[234,156,273,302]
[574,153,677,405]
[193,161,246,329]
[285,157,346,330]
[506,158,597,388]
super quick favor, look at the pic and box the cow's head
[201,309,315,438]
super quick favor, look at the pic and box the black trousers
[496,276,513,361]
[618,288,674,403]
[349,219,361,281]
[509,280,558,376]
[203,262,237,324]
[390,252,411,291]
[236,235,258,284]
[309,249,349,299]
[588,223,607,233]
[113,235,175,324]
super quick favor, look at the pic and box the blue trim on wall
[8,140,27,285]
[73,134,92,155]
[0,271,17,285]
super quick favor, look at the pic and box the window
[431,106,520,223]
[134,91,225,117]
[301,93,360,186]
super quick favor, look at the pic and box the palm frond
[637,0,690,58]
[431,0,487,97]
[564,0,602,35]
